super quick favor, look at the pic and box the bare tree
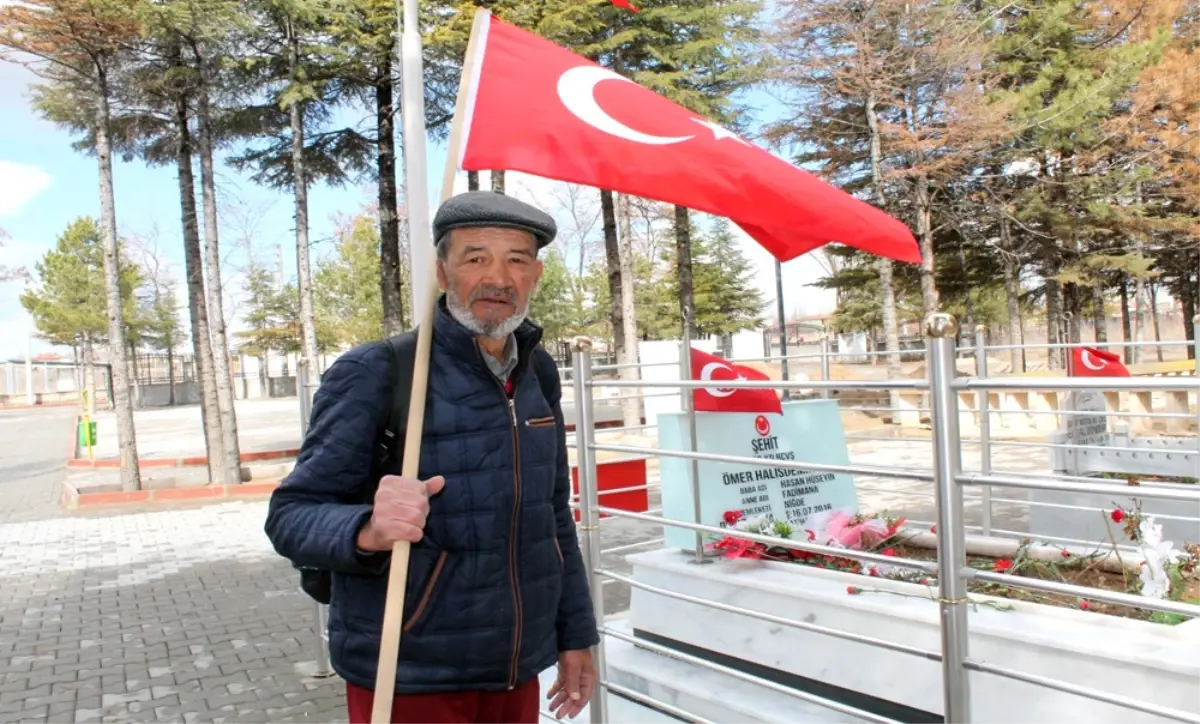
[0,227,29,283]
[548,183,602,277]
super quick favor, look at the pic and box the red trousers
[345,679,540,724]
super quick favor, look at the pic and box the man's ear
[532,258,544,284]
[436,259,448,291]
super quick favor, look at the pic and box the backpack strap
[529,346,562,408]
[370,330,418,498]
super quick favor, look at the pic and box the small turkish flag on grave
[690,348,782,415]
[1070,347,1131,377]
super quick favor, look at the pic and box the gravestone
[656,398,858,549]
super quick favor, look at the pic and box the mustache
[469,285,516,304]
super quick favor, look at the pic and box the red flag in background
[458,15,920,265]
[1070,347,1131,377]
[610,0,640,11]
[691,348,783,414]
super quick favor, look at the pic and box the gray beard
[445,285,534,340]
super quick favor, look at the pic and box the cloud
[0,160,53,217]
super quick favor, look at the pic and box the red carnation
[993,559,1013,573]
[847,586,861,595]
[723,510,743,525]
[882,548,897,557]
[1061,550,1070,559]
[1110,509,1125,524]
[930,524,937,534]
[1079,601,1090,610]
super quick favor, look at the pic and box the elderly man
[265,191,599,724]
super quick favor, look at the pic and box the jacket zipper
[477,346,525,690]
[505,394,523,689]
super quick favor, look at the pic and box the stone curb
[60,479,282,510]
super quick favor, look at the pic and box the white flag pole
[398,0,433,324]
[371,8,491,723]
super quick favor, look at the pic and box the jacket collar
[433,294,544,374]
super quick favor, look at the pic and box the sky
[0,53,835,361]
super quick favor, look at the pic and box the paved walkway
[0,407,76,525]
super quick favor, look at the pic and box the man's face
[437,227,543,339]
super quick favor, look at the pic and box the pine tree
[20,217,143,415]
[693,219,765,337]
[529,249,582,346]
[313,214,387,347]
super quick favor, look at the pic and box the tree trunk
[1000,217,1023,373]
[194,45,243,484]
[1091,284,1107,347]
[1181,290,1196,361]
[864,93,902,419]
[93,67,141,491]
[616,194,640,428]
[1119,277,1133,364]
[601,190,625,365]
[914,180,938,316]
[673,205,696,338]
[1148,282,1163,362]
[1045,272,1063,370]
[491,170,506,194]
[288,20,320,371]
[377,51,405,336]
[173,60,225,486]
[1064,284,1082,345]
[467,171,479,191]
[1133,272,1146,365]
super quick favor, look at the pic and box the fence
[567,313,1199,724]
[0,359,93,407]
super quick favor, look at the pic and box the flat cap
[433,190,557,249]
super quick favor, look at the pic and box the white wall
[638,338,720,432]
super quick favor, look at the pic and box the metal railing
[568,313,1200,724]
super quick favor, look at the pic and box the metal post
[572,338,608,724]
[25,328,34,405]
[312,598,334,677]
[775,260,791,402]
[298,360,312,437]
[973,325,992,536]
[294,358,333,678]
[819,334,832,400]
[678,332,709,565]
[926,313,972,723]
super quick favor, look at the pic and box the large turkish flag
[458,14,920,265]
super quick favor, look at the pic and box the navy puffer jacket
[264,297,599,694]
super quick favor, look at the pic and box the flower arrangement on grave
[708,503,1200,621]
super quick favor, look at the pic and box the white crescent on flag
[1079,349,1108,372]
[699,361,745,398]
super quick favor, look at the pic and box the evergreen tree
[693,219,765,337]
[313,214,387,347]
[529,249,583,346]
